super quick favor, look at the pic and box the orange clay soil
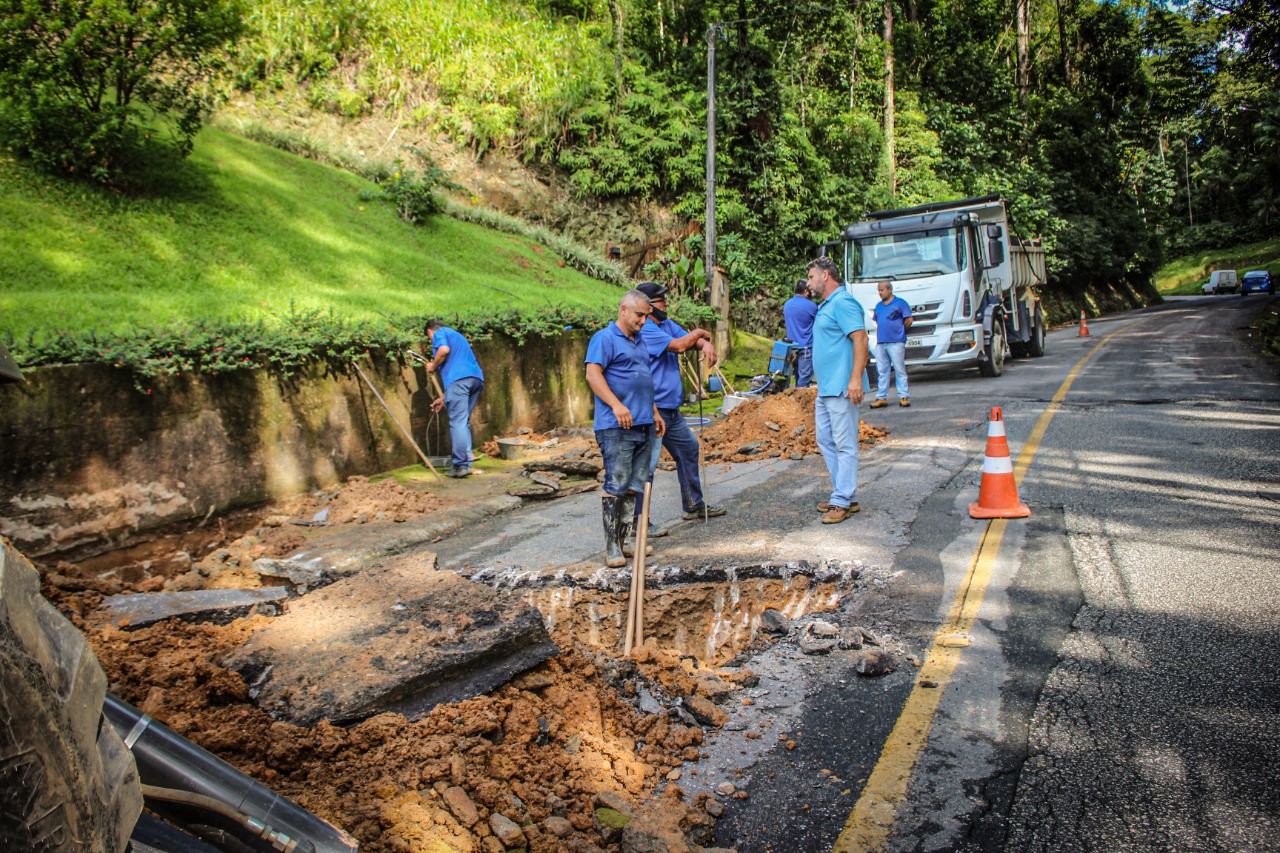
[700,387,888,462]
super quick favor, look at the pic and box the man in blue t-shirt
[870,280,914,408]
[585,290,666,567]
[635,281,725,532]
[807,256,869,524]
[425,320,485,478]
[783,279,818,387]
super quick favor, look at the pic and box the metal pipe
[140,785,316,853]
[103,695,359,853]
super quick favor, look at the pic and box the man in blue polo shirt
[635,281,725,530]
[806,256,869,524]
[425,319,485,478]
[783,278,818,387]
[585,290,666,567]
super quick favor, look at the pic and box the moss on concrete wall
[0,332,592,559]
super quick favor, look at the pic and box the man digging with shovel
[585,290,666,567]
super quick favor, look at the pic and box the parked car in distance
[1240,270,1274,296]
[1202,269,1239,294]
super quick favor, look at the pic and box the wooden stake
[624,482,652,656]
[353,361,444,480]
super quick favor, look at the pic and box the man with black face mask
[633,281,725,532]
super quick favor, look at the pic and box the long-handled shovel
[353,359,444,480]
[687,354,710,524]
[623,482,652,656]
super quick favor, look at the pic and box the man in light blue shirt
[870,280,914,408]
[585,290,666,567]
[425,320,485,478]
[783,279,818,387]
[807,256,869,524]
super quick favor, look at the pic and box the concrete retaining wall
[0,332,592,559]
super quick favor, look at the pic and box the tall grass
[239,0,613,152]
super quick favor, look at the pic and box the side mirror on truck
[985,224,1005,267]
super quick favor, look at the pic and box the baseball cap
[637,281,669,300]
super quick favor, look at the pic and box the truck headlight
[948,330,975,353]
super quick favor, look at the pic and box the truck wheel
[0,540,142,852]
[1027,312,1046,358]
[979,321,1006,377]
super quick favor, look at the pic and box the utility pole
[705,23,730,364]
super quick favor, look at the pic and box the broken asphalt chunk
[222,551,557,726]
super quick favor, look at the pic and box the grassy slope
[0,126,621,344]
[1154,237,1280,295]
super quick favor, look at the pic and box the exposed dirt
[89,616,740,853]
[700,387,888,463]
[34,407,879,852]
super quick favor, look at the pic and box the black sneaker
[682,503,726,520]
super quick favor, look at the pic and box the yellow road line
[833,319,1142,853]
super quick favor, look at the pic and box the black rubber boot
[602,496,626,568]
[620,493,653,558]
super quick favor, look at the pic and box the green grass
[1155,238,1280,295]
[0,125,622,346]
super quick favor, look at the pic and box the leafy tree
[0,0,244,184]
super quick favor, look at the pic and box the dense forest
[4,0,1278,326]
[220,0,1278,308]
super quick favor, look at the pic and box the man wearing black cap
[635,281,726,527]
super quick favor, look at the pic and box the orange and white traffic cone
[1078,310,1090,337]
[969,407,1030,519]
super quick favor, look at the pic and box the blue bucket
[708,376,724,393]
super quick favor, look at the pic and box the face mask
[651,306,668,322]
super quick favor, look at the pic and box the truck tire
[0,539,142,852]
[979,320,1006,377]
[1027,311,1046,358]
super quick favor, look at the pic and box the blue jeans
[641,408,704,514]
[596,426,656,496]
[874,341,909,400]
[445,376,484,469]
[793,347,814,388]
[814,394,859,508]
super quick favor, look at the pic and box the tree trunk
[883,0,896,194]
[611,0,624,106]
[1016,0,1030,106]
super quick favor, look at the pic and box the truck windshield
[849,229,966,281]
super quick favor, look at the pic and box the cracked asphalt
[439,295,1280,852]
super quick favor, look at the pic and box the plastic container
[708,376,724,394]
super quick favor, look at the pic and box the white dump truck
[822,194,1047,377]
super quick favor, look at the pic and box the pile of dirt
[89,617,743,853]
[701,388,888,462]
[270,475,445,526]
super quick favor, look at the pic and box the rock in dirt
[250,557,325,591]
[223,551,558,726]
[856,649,898,676]
[489,812,526,847]
[524,458,604,477]
[760,608,792,636]
[91,587,288,631]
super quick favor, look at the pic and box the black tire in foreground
[0,538,142,852]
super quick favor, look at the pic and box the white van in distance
[1203,270,1239,294]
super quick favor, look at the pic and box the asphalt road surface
[436,293,1280,852]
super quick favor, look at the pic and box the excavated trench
[464,561,861,667]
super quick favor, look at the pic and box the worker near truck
[585,290,667,567]
[635,281,726,532]
[424,319,485,478]
[807,257,870,524]
[870,280,913,408]
[783,278,818,387]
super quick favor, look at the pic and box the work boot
[681,503,726,520]
[601,497,626,568]
[619,493,653,558]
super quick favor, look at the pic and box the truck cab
[824,194,1046,377]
